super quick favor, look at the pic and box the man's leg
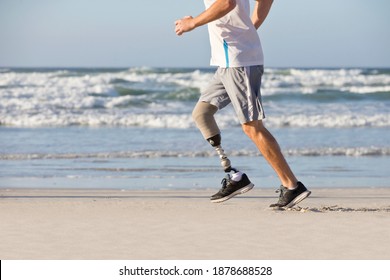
[242,119,311,208]
[192,101,254,203]
[242,119,297,188]
[192,101,232,172]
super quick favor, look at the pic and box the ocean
[0,67,389,190]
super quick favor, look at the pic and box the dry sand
[1,187,389,260]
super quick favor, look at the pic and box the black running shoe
[269,182,311,208]
[210,173,254,203]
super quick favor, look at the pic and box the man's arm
[252,0,273,30]
[175,0,236,36]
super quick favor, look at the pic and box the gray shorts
[199,65,265,124]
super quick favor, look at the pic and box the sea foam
[1,68,389,128]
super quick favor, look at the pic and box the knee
[242,120,264,139]
[242,123,252,137]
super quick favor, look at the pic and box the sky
[0,0,389,68]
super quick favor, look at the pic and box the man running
[175,0,311,208]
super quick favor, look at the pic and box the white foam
[1,68,389,128]
[265,113,390,128]
[263,68,390,95]
[1,108,389,128]
[1,146,388,160]
[342,86,390,94]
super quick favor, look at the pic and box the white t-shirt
[204,0,264,68]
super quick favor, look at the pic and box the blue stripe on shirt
[223,40,229,68]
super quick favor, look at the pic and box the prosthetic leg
[192,102,238,174]
[192,101,253,203]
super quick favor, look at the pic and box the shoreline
[1,187,389,260]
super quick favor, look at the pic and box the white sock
[285,184,298,190]
[231,171,243,182]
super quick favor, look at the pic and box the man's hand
[175,16,196,36]
[175,0,236,36]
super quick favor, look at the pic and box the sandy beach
[0,187,389,260]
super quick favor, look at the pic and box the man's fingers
[175,25,183,36]
[175,16,193,36]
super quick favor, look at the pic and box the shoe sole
[210,183,254,203]
[285,190,311,208]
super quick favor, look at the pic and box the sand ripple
[276,205,390,213]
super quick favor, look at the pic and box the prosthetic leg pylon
[207,134,238,173]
